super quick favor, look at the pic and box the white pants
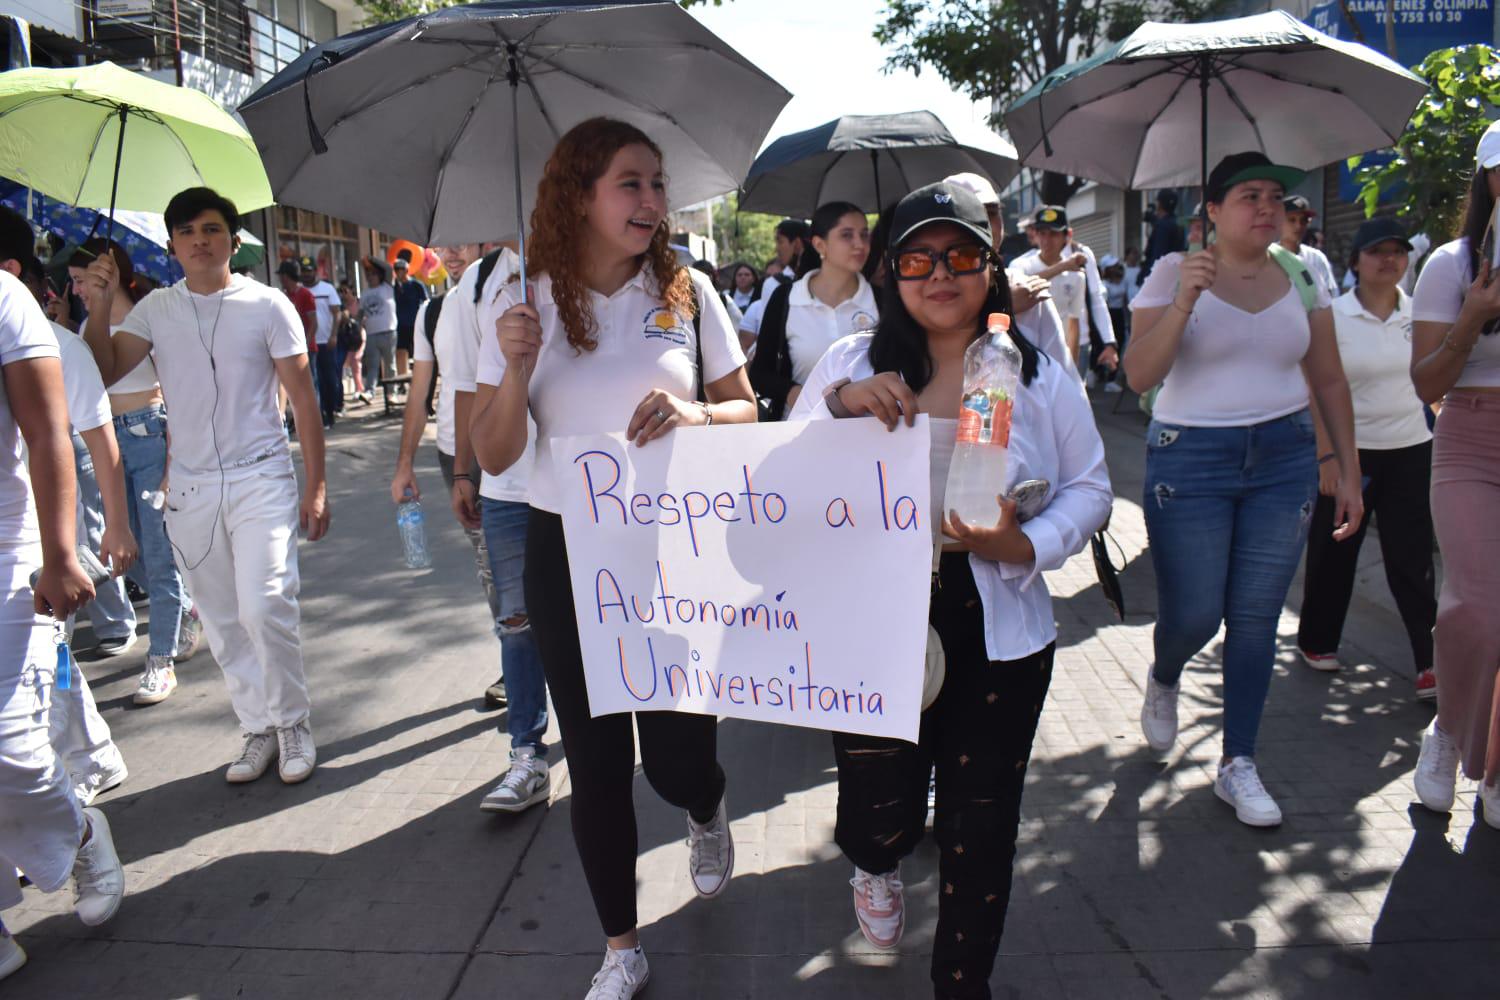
[164,462,310,734]
[48,653,122,782]
[0,605,84,911]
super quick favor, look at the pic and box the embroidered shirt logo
[851,310,877,332]
[642,308,689,345]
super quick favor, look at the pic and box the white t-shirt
[790,332,1112,662]
[0,272,59,561]
[1330,289,1430,450]
[1295,244,1341,304]
[476,265,745,514]
[739,296,768,336]
[1013,251,1085,325]
[1132,252,1330,427]
[464,250,536,503]
[309,280,339,346]
[115,274,306,479]
[1410,237,1500,389]
[1103,278,1128,310]
[54,324,113,434]
[732,288,754,310]
[783,270,879,384]
[359,282,397,333]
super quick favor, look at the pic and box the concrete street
[5,392,1498,999]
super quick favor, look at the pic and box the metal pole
[105,106,128,243]
[871,151,882,213]
[507,45,526,301]
[1199,54,1210,241]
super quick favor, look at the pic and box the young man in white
[0,220,125,980]
[79,186,331,786]
[1281,195,1341,302]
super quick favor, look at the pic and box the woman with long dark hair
[1408,121,1500,830]
[470,117,756,999]
[792,180,1111,999]
[729,260,758,311]
[1126,153,1363,828]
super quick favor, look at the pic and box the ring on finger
[654,408,667,421]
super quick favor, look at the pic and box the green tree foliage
[1352,45,1500,239]
[354,0,463,25]
[710,194,781,271]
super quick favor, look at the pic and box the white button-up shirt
[790,332,1113,662]
[784,270,880,384]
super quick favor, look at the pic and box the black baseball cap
[1205,152,1304,204]
[1351,216,1413,255]
[889,181,992,250]
[1283,195,1315,216]
[1032,205,1069,231]
[276,259,301,278]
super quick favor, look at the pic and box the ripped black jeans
[833,552,1053,1000]
[1142,410,1318,758]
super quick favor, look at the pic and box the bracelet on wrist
[1169,300,1193,317]
[1443,332,1476,353]
[696,400,713,426]
[1317,453,1336,466]
[451,473,472,482]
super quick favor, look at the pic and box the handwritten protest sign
[554,417,933,742]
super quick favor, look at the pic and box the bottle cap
[987,312,1010,331]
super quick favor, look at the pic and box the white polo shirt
[53,324,113,434]
[476,265,745,514]
[1331,289,1430,450]
[470,250,537,502]
[1,272,60,563]
[783,270,879,384]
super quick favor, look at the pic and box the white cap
[1099,254,1121,268]
[943,172,999,206]
[1479,119,1500,169]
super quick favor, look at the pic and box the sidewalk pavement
[5,393,1498,999]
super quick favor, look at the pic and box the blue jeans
[481,497,548,755]
[114,405,190,658]
[1143,410,1318,759]
[72,434,134,640]
[314,346,343,422]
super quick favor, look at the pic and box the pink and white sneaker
[1298,648,1341,672]
[1415,669,1437,702]
[850,865,905,950]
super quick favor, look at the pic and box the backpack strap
[423,292,446,347]
[1268,244,1319,312]
[472,247,505,306]
[747,281,795,420]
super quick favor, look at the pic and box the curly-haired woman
[471,118,757,999]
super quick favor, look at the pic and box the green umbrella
[0,61,273,224]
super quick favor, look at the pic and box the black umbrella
[738,110,1019,217]
[238,0,790,291]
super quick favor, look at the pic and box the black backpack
[421,293,446,416]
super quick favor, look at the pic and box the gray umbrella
[238,0,790,266]
[739,110,1020,217]
[1004,11,1426,196]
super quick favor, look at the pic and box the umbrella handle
[105,106,128,244]
[508,45,528,306]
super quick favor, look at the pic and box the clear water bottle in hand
[396,494,431,569]
[944,312,1023,528]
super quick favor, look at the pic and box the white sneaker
[225,731,277,784]
[686,794,734,898]
[850,865,905,949]
[73,753,128,807]
[0,922,26,981]
[1103,381,1124,393]
[176,607,203,660]
[1481,782,1500,831]
[1414,719,1460,813]
[480,746,550,813]
[72,808,124,926]
[584,946,649,1000]
[1140,671,1179,752]
[277,721,317,784]
[1215,757,1282,827]
[133,656,177,705]
[93,632,138,658]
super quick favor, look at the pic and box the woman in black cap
[1297,218,1435,695]
[792,180,1112,999]
[1125,152,1363,829]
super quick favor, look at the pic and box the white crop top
[1410,237,1500,390]
[108,322,161,396]
[1131,252,1329,427]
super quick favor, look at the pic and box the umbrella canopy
[739,111,1019,217]
[1,179,264,284]
[238,0,791,245]
[1003,11,1427,192]
[0,62,273,215]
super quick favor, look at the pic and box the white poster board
[554,418,933,742]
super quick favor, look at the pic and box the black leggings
[834,552,1053,1000]
[524,509,725,937]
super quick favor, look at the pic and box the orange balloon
[387,239,426,275]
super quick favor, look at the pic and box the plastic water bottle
[396,496,431,569]
[141,489,165,511]
[944,312,1022,528]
